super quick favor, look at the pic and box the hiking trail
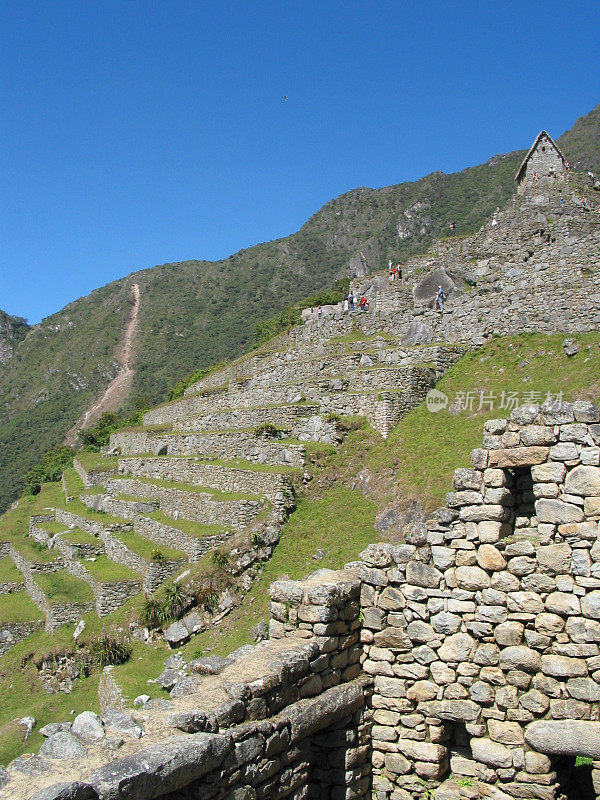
[64,283,140,445]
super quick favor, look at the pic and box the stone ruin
[516,131,567,193]
[9,399,600,800]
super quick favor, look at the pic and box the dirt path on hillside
[64,283,140,445]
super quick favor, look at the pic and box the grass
[74,452,119,472]
[11,538,61,564]
[145,510,226,539]
[0,592,41,623]
[0,558,24,584]
[112,528,186,561]
[365,331,600,508]
[35,571,94,605]
[60,528,100,546]
[82,555,140,583]
[0,484,62,544]
[37,521,68,534]
[62,467,85,497]
[181,486,377,659]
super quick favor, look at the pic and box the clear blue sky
[1,0,598,323]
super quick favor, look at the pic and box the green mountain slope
[0,104,597,511]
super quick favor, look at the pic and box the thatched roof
[515,130,566,183]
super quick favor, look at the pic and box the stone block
[438,633,476,663]
[565,465,600,496]
[455,565,490,591]
[540,654,587,678]
[525,720,600,758]
[471,737,512,768]
[531,462,566,483]
[405,562,442,589]
[499,646,541,673]
[535,499,584,524]
[488,447,549,468]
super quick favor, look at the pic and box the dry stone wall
[118,456,295,508]
[10,400,600,800]
[359,400,600,799]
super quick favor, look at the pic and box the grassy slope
[1,105,597,512]
[0,331,599,764]
[182,331,600,659]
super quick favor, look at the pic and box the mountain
[0,311,29,365]
[0,104,598,512]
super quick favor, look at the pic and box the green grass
[62,467,85,497]
[37,521,68,534]
[60,528,100,546]
[0,558,24,584]
[0,592,42,623]
[74,452,119,472]
[145,510,226,539]
[0,484,62,544]
[365,331,600,508]
[82,555,140,583]
[11,537,61,564]
[181,486,377,659]
[112,529,186,561]
[35,571,94,605]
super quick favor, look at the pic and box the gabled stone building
[516,131,567,193]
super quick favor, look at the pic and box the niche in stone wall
[507,467,536,537]
[442,722,474,786]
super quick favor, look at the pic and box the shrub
[77,400,148,452]
[150,548,165,562]
[23,445,75,496]
[211,549,229,569]
[254,422,280,439]
[163,583,187,619]
[140,597,168,628]
[89,633,132,667]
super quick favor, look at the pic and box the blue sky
[1,1,598,323]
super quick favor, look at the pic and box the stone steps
[102,477,268,529]
[54,528,105,559]
[117,456,296,507]
[109,429,306,466]
[73,455,118,488]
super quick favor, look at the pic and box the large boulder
[412,268,462,306]
[525,720,600,758]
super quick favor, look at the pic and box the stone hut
[516,131,566,192]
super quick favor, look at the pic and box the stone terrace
[7,400,600,800]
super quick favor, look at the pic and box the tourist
[449,222,456,236]
[435,285,445,312]
[317,304,323,319]
[343,295,349,313]
[397,262,403,280]
[349,291,355,312]
[359,296,367,312]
